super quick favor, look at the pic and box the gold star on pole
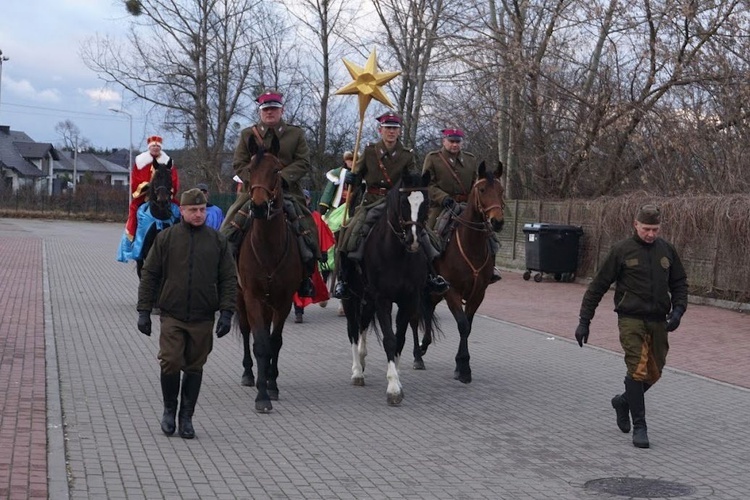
[335,49,401,120]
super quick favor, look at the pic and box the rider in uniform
[333,112,448,299]
[422,128,502,283]
[223,90,320,297]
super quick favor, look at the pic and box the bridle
[386,186,426,251]
[248,153,284,220]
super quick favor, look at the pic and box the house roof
[55,151,130,176]
[0,128,46,177]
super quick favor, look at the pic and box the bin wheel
[554,273,562,282]
[523,271,531,281]
[533,273,543,283]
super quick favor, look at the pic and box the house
[0,125,50,192]
[0,125,129,193]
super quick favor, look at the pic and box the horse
[341,171,436,406]
[235,135,304,413]
[135,159,179,278]
[413,160,505,383]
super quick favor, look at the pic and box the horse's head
[149,159,174,216]
[244,135,283,219]
[388,171,430,253]
[470,161,505,233]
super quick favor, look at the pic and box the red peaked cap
[441,128,464,139]
[376,112,402,127]
[256,91,284,109]
[147,135,163,146]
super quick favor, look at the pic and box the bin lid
[522,222,583,234]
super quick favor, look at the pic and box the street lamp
[0,49,9,120]
[109,107,133,202]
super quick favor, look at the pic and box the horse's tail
[419,291,442,342]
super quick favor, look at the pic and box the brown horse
[414,161,505,383]
[236,135,304,413]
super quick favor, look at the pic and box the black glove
[137,310,152,336]
[318,204,329,216]
[575,318,590,347]
[442,197,455,209]
[344,171,359,186]
[215,310,233,338]
[665,306,685,332]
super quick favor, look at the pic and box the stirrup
[333,281,349,299]
[490,267,502,284]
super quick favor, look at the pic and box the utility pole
[109,108,133,202]
[0,49,8,121]
[72,136,78,194]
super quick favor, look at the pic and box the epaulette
[463,151,476,157]
[426,150,440,157]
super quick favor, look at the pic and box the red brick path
[0,238,47,499]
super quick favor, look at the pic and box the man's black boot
[427,274,450,294]
[178,371,203,439]
[611,393,631,433]
[160,373,180,436]
[625,377,649,448]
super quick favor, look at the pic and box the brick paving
[1,217,750,499]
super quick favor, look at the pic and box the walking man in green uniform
[223,90,320,297]
[333,112,448,299]
[137,188,237,439]
[575,204,688,448]
[422,128,502,283]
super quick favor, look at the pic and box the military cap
[376,112,402,127]
[195,183,209,192]
[441,128,464,141]
[257,91,283,109]
[636,204,661,225]
[180,188,207,206]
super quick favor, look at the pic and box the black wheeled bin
[522,223,583,282]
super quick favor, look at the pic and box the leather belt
[366,186,389,196]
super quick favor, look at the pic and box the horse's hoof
[268,389,279,401]
[454,371,472,384]
[241,373,255,387]
[387,392,403,406]
[255,400,273,413]
[413,359,425,370]
[352,377,365,386]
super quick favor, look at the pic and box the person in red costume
[125,135,180,241]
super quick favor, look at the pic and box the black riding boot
[426,260,449,295]
[333,257,350,299]
[178,371,203,439]
[625,377,649,448]
[298,259,316,298]
[490,266,502,284]
[160,373,180,436]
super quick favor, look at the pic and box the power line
[3,101,141,122]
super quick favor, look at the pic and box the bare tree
[54,120,91,151]
[82,0,273,187]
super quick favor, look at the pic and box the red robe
[125,151,180,239]
[293,211,336,308]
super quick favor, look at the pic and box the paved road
[1,218,749,499]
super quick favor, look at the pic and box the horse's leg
[445,291,472,384]
[411,314,425,370]
[376,301,403,406]
[454,290,487,384]
[267,304,290,401]
[345,295,368,386]
[419,294,439,356]
[252,325,273,413]
[237,294,255,387]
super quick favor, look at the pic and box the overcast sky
[0,0,181,151]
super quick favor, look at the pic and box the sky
[0,0,180,151]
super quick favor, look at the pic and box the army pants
[158,316,214,375]
[618,316,669,386]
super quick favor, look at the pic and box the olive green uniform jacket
[579,235,688,322]
[421,148,478,228]
[355,139,418,205]
[138,221,237,322]
[233,119,310,206]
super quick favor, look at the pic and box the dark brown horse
[135,159,179,278]
[414,161,505,383]
[236,136,304,413]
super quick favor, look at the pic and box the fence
[495,196,750,304]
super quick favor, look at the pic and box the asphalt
[1,217,749,499]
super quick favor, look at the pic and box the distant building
[0,125,129,194]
